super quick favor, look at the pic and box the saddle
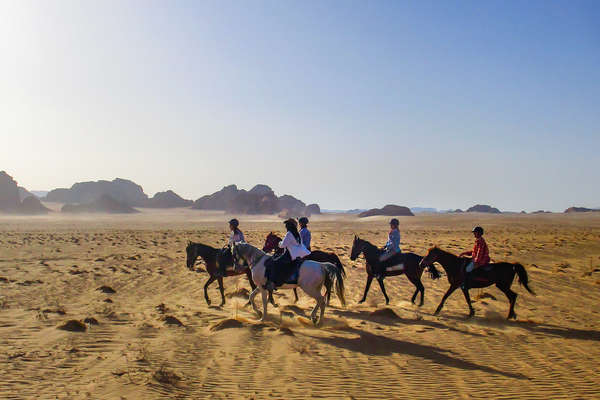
[379,252,405,272]
[284,258,304,284]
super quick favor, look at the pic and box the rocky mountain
[564,207,600,213]
[61,194,139,214]
[143,190,193,208]
[358,204,414,218]
[45,178,148,206]
[192,184,319,216]
[0,171,21,211]
[466,204,501,213]
[0,171,50,214]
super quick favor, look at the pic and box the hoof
[358,299,365,304]
[434,310,441,316]
[468,311,475,318]
[205,299,211,306]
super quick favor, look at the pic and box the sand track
[1,211,599,398]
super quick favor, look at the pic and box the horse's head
[185,241,197,270]
[420,246,443,267]
[262,232,280,253]
[350,235,363,261]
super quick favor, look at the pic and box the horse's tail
[331,254,346,278]
[426,264,442,280]
[323,262,346,307]
[514,263,535,295]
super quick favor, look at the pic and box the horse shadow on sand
[331,309,487,338]
[306,326,527,379]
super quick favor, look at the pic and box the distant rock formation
[46,178,148,206]
[192,184,318,216]
[18,187,34,202]
[305,204,321,216]
[61,194,139,214]
[143,190,193,208]
[532,210,552,214]
[411,207,438,214]
[358,204,414,218]
[0,171,21,211]
[466,204,501,213]
[564,207,599,213]
[0,171,50,214]
[19,196,51,215]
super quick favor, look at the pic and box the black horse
[420,246,535,319]
[185,242,277,307]
[350,236,441,306]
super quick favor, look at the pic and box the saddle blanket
[284,267,301,284]
[386,264,404,272]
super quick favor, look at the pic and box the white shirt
[279,231,310,260]
[228,230,245,246]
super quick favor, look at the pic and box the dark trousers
[266,250,293,286]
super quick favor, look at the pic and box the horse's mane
[187,241,217,252]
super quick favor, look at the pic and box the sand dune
[1,210,599,398]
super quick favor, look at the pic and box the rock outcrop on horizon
[46,178,148,206]
[0,171,51,214]
[18,187,34,202]
[61,194,139,214]
[143,190,193,208]
[466,204,501,213]
[358,204,414,218]
[564,207,599,213]
[191,184,319,216]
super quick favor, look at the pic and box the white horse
[232,242,345,326]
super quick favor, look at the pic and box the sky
[1,0,599,212]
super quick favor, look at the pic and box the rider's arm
[279,231,294,249]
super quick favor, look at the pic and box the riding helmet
[389,218,399,226]
[299,217,309,225]
[472,226,484,235]
[229,218,239,228]
[284,218,298,229]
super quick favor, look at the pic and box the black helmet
[472,226,484,235]
[229,218,239,228]
[389,218,399,226]
[299,217,309,225]
[284,218,298,229]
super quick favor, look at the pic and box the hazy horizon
[2,1,599,212]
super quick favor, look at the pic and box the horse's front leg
[249,287,261,317]
[461,288,475,317]
[377,277,390,305]
[260,288,268,322]
[203,276,215,305]
[268,290,278,307]
[293,288,299,304]
[359,275,373,304]
[435,284,458,315]
[217,276,225,307]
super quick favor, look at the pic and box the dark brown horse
[420,247,535,319]
[350,236,441,306]
[185,241,277,307]
[262,232,346,305]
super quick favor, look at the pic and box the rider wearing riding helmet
[265,218,310,290]
[375,218,402,279]
[459,226,490,288]
[216,218,246,278]
[299,217,311,251]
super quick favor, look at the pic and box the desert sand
[1,208,599,399]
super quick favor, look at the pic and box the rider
[216,218,245,277]
[375,218,402,279]
[265,218,310,290]
[459,226,490,288]
[299,217,311,251]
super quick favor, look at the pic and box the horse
[231,242,345,326]
[185,241,277,307]
[350,236,441,306]
[419,246,535,319]
[262,232,346,305]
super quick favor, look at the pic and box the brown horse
[185,241,277,307]
[350,236,441,306]
[262,232,346,305]
[420,246,535,319]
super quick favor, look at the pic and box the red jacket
[472,237,490,266]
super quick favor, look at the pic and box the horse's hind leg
[293,288,299,304]
[461,288,475,317]
[377,277,390,305]
[268,290,278,308]
[318,294,326,327]
[249,287,261,318]
[203,276,215,305]
[358,275,374,304]
[310,294,325,326]
[217,277,226,307]
[260,289,268,322]
[407,275,425,307]
[498,284,518,320]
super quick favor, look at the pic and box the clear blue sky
[1,0,599,211]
